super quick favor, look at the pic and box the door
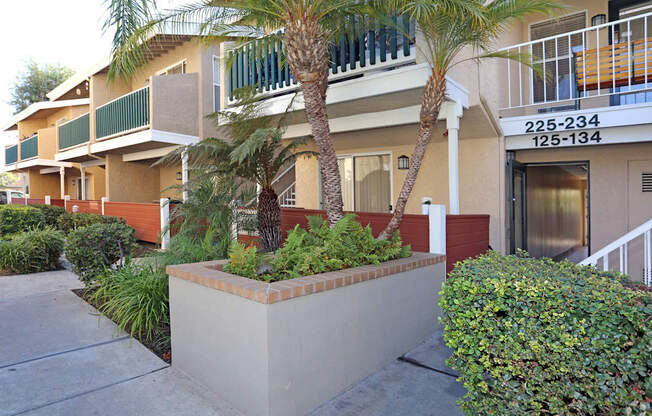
[628,160,652,281]
[509,160,527,254]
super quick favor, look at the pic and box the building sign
[501,103,652,151]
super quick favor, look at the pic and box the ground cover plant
[0,205,44,236]
[441,251,652,416]
[225,214,411,281]
[0,228,64,274]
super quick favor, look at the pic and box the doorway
[75,177,90,200]
[509,161,590,262]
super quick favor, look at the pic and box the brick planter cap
[167,252,445,305]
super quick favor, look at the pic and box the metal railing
[278,182,296,208]
[58,113,90,150]
[95,86,150,139]
[580,218,652,286]
[20,135,38,160]
[5,145,17,165]
[500,12,652,111]
[228,15,416,103]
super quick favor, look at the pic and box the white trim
[55,144,91,161]
[15,159,72,170]
[40,167,63,174]
[156,59,187,76]
[122,145,180,162]
[90,129,199,154]
[80,159,106,168]
[213,55,221,112]
[228,64,469,122]
[2,99,90,132]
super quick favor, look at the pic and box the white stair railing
[278,182,296,208]
[580,219,652,286]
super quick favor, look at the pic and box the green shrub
[154,233,227,268]
[57,212,125,234]
[0,205,44,235]
[441,251,652,416]
[0,228,64,274]
[29,204,67,228]
[224,214,411,281]
[91,262,169,345]
[65,222,138,285]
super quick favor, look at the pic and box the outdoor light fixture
[592,14,606,26]
[398,155,410,170]
[176,172,182,181]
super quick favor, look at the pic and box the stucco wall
[27,168,59,199]
[36,127,57,160]
[293,124,505,251]
[87,166,106,200]
[105,154,160,203]
[159,165,182,200]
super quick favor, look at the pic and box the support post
[80,167,86,201]
[445,103,462,216]
[101,197,108,215]
[59,167,65,199]
[64,195,70,211]
[160,198,171,250]
[427,204,447,255]
[182,150,189,202]
[45,195,51,205]
[7,192,11,205]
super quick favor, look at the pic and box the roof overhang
[3,159,72,173]
[90,129,198,156]
[2,99,90,132]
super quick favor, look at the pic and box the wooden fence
[446,215,490,274]
[103,202,161,243]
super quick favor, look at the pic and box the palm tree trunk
[301,80,344,225]
[377,71,447,241]
[257,186,281,251]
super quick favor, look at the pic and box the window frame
[156,59,187,76]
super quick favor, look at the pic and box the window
[157,60,186,76]
[322,154,392,213]
[643,173,652,192]
[530,12,586,103]
[213,56,220,112]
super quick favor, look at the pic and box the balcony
[500,11,652,117]
[5,145,17,165]
[20,135,38,160]
[58,113,90,150]
[227,16,417,105]
[96,87,150,140]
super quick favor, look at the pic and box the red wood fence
[103,201,161,243]
[12,198,45,205]
[51,199,65,207]
[446,215,490,274]
[64,200,102,214]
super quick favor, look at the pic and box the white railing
[500,12,652,111]
[580,219,652,286]
[278,182,296,208]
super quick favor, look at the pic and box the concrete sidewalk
[0,271,241,416]
[0,271,463,416]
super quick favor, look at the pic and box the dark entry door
[509,160,527,254]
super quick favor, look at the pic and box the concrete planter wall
[167,252,446,416]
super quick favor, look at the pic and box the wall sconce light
[176,172,182,181]
[398,155,410,170]
[591,14,606,26]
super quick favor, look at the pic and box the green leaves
[0,205,45,236]
[0,228,64,274]
[441,251,652,415]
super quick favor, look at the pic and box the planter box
[167,252,446,416]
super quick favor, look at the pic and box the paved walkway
[0,271,463,416]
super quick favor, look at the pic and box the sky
[0,0,185,148]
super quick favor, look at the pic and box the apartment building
[220,0,652,281]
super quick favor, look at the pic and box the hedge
[441,251,651,416]
[65,222,138,285]
[0,205,44,236]
[58,212,126,234]
[0,228,65,274]
[29,204,67,228]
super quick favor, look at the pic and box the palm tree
[159,87,316,252]
[104,0,372,226]
[373,0,564,240]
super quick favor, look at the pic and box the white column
[80,167,86,201]
[444,102,463,215]
[59,167,65,199]
[101,197,108,215]
[45,196,51,205]
[181,150,189,202]
[64,195,70,211]
[427,204,447,255]
[160,198,171,250]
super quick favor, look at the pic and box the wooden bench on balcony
[575,38,652,91]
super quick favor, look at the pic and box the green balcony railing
[95,86,150,139]
[58,113,90,150]
[20,135,38,160]
[5,145,17,165]
[228,15,415,101]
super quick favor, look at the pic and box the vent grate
[643,173,652,192]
